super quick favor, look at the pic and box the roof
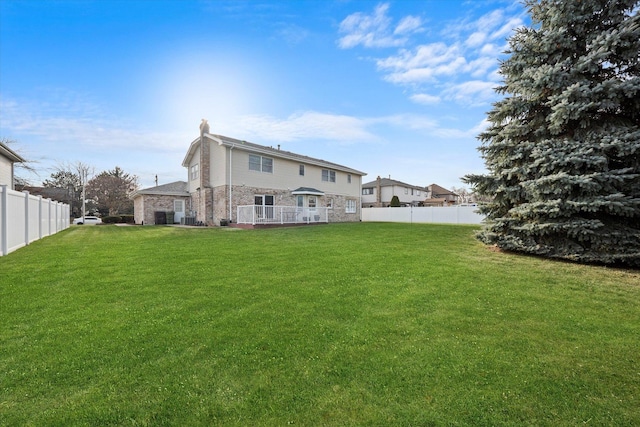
[0,141,26,163]
[182,133,367,176]
[130,181,189,198]
[291,187,325,195]
[427,183,457,196]
[362,177,426,190]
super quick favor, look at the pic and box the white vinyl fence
[1,185,70,256]
[362,205,485,225]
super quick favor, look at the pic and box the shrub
[390,195,401,207]
[102,216,121,224]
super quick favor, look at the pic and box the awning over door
[291,187,325,196]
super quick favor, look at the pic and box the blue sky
[0,0,527,190]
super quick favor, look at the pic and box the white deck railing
[237,205,329,225]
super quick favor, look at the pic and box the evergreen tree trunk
[464,0,640,267]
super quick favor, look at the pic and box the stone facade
[204,184,360,224]
[135,194,190,225]
[131,181,190,225]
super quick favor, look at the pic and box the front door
[296,195,318,221]
[174,200,185,224]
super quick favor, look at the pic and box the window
[322,169,336,182]
[347,174,352,184]
[346,199,356,213]
[299,164,305,176]
[249,155,260,171]
[190,164,199,180]
[362,188,374,195]
[308,196,317,208]
[327,198,334,209]
[249,154,273,173]
[404,188,408,194]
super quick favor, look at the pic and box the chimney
[376,176,382,207]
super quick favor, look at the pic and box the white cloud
[394,15,423,35]
[236,111,379,143]
[338,3,421,49]
[410,93,441,105]
[442,80,498,106]
[349,3,524,105]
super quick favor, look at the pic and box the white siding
[228,149,360,198]
[0,156,13,189]
[186,149,201,192]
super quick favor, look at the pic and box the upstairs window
[249,154,273,173]
[362,188,374,195]
[190,164,199,180]
[299,164,305,176]
[322,169,336,182]
[347,174,352,184]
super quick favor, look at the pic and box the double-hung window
[190,164,199,180]
[362,188,373,195]
[322,169,336,182]
[249,154,273,173]
[346,199,356,213]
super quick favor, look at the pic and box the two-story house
[0,141,25,190]
[423,184,458,206]
[133,121,366,226]
[361,176,426,207]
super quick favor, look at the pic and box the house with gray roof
[131,181,189,225]
[361,176,426,207]
[132,120,367,226]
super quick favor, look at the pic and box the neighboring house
[133,121,366,226]
[131,181,189,225]
[424,184,458,206]
[361,176,426,207]
[0,141,25,190]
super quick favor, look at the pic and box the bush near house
[1,224,638,426]
[101,215,135,224]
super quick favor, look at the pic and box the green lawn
[1,223,638,426]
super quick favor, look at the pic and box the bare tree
[1,138,38,187]
[42,162,94,217]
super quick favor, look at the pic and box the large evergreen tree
[464,0,640,267]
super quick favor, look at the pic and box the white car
[73,216,102,225]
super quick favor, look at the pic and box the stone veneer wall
[209,184,360,224]
[136,195,189,225]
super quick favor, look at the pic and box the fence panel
[28,194,40,244]
[0,185,70,256]
[362,206,485,225]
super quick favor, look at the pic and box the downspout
[229,143,234,221]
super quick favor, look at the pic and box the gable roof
[0,141,26,163]
[362,177,425,190]
[182,133,366,176]
[130,181,189,198]
[427,183,457,197]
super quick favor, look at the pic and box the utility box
[154,211,167,225]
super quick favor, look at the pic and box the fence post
[23,190,30,246]
[1,185,7,256]
[38,195,43,239]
